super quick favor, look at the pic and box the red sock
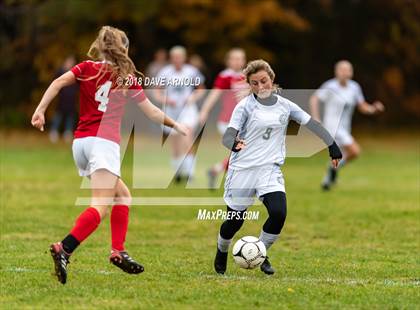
[222,157,229,172]
[70,207,101,243]
[111,205,129,251]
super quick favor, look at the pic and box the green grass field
[1,131,419,309]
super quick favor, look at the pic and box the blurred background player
[155,46,206,183]
[199,48,247,189]
[214,60,342,275]
[145,48,167,78]
[189,53,209,89]
[48,55,78,143]
[31,26,187,284]
[145,48,168,104]
[309,60,384,191]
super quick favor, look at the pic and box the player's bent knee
[269,208,287,223]
[92,205,109,219]
[220,219,244,240]
[262,191,287,221]
[115,190,132,206]
[220,207,245,239]
[115,180,132,206]
[115,195,132,206]
[354,145,361,157]
[346,143,361,160]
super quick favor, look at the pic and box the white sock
[217,233,232,253]
[181,154,196,177]
[259,230,279,251]
[171,157,183,173]
[337,158,346,169]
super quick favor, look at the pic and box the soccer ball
[232,236,266,269]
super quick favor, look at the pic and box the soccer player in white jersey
[214,60,343,275]
[309,60,384,190]
[155,46,206,182]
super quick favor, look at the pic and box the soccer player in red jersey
[199,48,248,189]
[31,26,187,284]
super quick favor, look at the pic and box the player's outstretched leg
[49,170,115,284]
[214,206,245,274]
[259,191,287,275]
[49,206,103,284]
[109,180,144,274]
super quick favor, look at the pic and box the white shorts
[224,164,285,211]
[217,121,229,135]
[72,137,121,177]
[163,104,198,135]
[334,129,354,147]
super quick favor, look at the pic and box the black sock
[61,234,80,254]
[220,206,245,240]
[329,166,337,183]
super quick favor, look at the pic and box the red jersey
[71,61,146,144]
[213,69,247,123]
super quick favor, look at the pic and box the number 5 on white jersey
[95,81,112,112]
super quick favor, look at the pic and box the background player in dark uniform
[49,55,78,143]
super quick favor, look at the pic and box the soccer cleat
[49,242,70,284]
[174,174,189,184]
[321,182,331,191]
[207,168,217,190]
[174,174,182,184]
[110,250,144,274]
[260,257,275,275]
[322,167,337,191]
[214,248,228,274]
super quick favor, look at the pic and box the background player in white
[199,48,247,189]
[309,60,384,190]
[155,46,206,183]
[214,60,343,275]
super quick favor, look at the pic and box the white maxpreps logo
[196,209,259,221]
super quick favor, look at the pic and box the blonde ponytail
[87,26,143,87]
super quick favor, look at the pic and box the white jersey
[157,64,204,107]
[228,94,311,170]
[316,79,365,134]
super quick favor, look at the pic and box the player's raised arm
[350,80,384,115]
[137,97,188,136]
[357,100,385,115]
[31,71,76,131]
